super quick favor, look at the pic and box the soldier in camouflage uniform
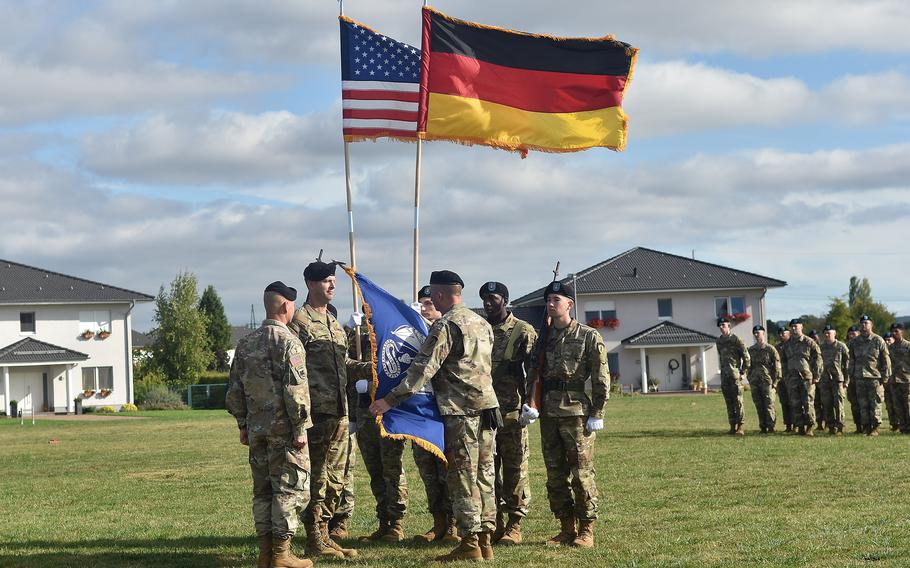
[808,330,826,430]
[887,323,910,434]
[747,325,781,434]
[818,324,850,435]
[289,260,371,560]
[371,270,500,562]
[848,315,891,436]
[226,281,313,568]
[527,281,609,550]
[776,328,794,433]
[781,319,823,435]
[716,317,750,435]
[845,326,862,432]
[883,331,899,431]
[411,284,459,544]
[480,281,537,546]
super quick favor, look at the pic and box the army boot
[573,520,595,548]
[868,426,880,437]
[497,515,522,545]
[380,519,405,542]
[434,533,482,563]
[854,424,863,434]
[546,516,577,547]
[735,423,745,436]
[767,427,776,434]
[797,425,805,435]
[478,532,494,560]
[442,514,461,543]
[304,523,344,560]
[359,519,389,542]
[727,424,736,435]
[272,536,313,568]
[835,426,844,436]
[491,512,506,543]
[828,425,836,435]
[322,521,358,558]
[785,424,793,433]
[329,515,349,541]
[805,424,815,437]
[413,512,447,542]
[256,534,273,568]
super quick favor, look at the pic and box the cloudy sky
[2,0,909,330]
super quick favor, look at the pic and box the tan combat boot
[735,423,745,436]
[272,536,313,568]
[380,519,405,542]
[304,523,344,560]
[545,516,576,547]
[329,515,349,541]
[322,521,358,558]
[256,534,272,568]
[573,520,595,548]
[442,514,461,543]
[434,533,482,562]
[491,512,506,543]
[477,532,494,560]
[360,519,389,542]
[413,512,447,542]
[868,426,880,437]
[805,424,815,437]
[497,515,522,545]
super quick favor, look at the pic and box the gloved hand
[518,403,539,426]
[348,421,357,436]
[348,311,364,328]
[585,417,604,433]
[355,379,369,394]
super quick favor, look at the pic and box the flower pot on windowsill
[99,389,112,398]
[604,318,621,329]
[81,330,95,340]
[83,390,96,398]
[586,318,606,329]
[732,312,750,323]
[97,331,111,340]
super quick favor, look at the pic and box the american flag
[340,17,421,141]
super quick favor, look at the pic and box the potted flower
[587,318,605,329]
[81,330,95,340]
[83,389,96,398]
[605,318,621,329]
[99,389,112,398]
[732,312,750,323]
[97,330,111,340]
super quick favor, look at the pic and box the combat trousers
[540,415,598,521]
[720,373,744,425]
[778,379,794,427]
[443,414,496,536]
[818,380,846,429]
[249,433,311,539]
[855,379,884,429]
[302,414,348,525]
[814,389,825,425]
[493,411,531,518]
[884,382,898,428]
[891,382,910,432]
[356,407,408,521]
[786,371,816,428]
[333,429,357,520]
[413,442,452,515]
[846,379,862,428]
[748,380,776,430]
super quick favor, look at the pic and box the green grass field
[1,394,908,568]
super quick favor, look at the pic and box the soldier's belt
[542,379,586,392]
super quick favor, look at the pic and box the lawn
[1,394,908,568]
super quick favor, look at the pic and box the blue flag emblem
[344,268,445,462]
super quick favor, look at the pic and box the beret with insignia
[479,281,509,301]
[890,322,903,330]
[264,281,297,301]
[418,285,432,300]
[777,327,787,335]
[823,324,834,332]
[848,325,858,332]
[304,260,337,281]
[808,329,819,337]
[716,316,730,327]
[544,280,574,301]
[430,270,464,287]
[859,314,872,323]
[752,325,764,333]
[789,318,802,326]
[884,331,892,339]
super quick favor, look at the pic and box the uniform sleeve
[288,309,309,344]
[840,344,850,379]
[739,337,751,375]
[587,330,610,419]
[848,342,856,378]
[385,320,452,408]
[225,346,248,429]
[283,339,312,437]
[880,341,892,380]
[518,324,538,399]
[771,347,782,384]
[811,341,823,381]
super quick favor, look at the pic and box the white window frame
[584,301,617,322]
[79,310,112,334]
[714,296,748,317]
[81,366,115,391]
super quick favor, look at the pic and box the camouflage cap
[264,281,297,301]
[544,280,574,301]
[418,285,432,300]
[479,281,509,301]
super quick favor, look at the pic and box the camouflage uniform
[226,319,312,539]
[289,304,370,527]
[781,334,822,429]
[385,303,499,537]
[528,319,609,522]
[776,341,794,429]
[819,339,850,430]
[412,442,452,516]
[888,338,910,433]
[848,333,891,430]
[716,333,750,427]
[746,342,781,431]
[845,337,862,430]
[356,405,409,522]
[489,312,537,519]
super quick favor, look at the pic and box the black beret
[716,316,730,326]
[789,318,802,326]
[823,324,834,332]
[479,281,509,300]
[418,285,432,300]
[544,280,574,301]
[847,325,858,333]
[752,325,764,333]
[808,329,819,337]
[777,327,788,335]
[891,322,903,330]
[264,281,297,301]
[884,331,892,339]
[303,260,337,281]
[429,270,464,287]
[859,314,872,322]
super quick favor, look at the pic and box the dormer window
[20,312,36,333]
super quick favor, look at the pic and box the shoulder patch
[290,353,305,368]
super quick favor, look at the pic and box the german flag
[417,7,638,156]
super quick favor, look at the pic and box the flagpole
[343,141,363,359]
[413,0,427,303]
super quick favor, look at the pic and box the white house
[0,260,153,414]
[510,247,786,392]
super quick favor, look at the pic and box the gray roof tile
[621,321,718,347]
[0,337,89,364]
[0,259,154,304]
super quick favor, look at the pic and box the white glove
[410,301,422,314]
[585,417,604,432]
[355,379,369,394]
[348,311,364,327]
[348,421,357,436]
[518,403,539,426]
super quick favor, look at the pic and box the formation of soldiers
[226,262,610,566]
[716,314,908,437]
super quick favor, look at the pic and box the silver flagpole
[412,139,423,302]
